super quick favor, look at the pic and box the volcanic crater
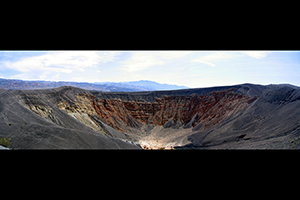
[1,83,300,149]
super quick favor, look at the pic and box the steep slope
[0,87,140,149]
[72,89,256,132]
[87,83,300,149]
[1,83,299,149]
[181,84,300,149]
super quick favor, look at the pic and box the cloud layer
[121,51,193,72]
[2,51,120,80]
[192,52,234,67]
[3,50,295,89]
[241,51,271,59]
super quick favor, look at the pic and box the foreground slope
[1,83,300,149]
[0,87,140,149]
[182,84,300,149]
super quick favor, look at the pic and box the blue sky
[0,50,299,88]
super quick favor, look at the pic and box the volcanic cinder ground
[1,83,300,149]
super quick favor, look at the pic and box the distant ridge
[0,78,189,92]
[94,80,189,91]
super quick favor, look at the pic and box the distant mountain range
[0,78,189,92]
[94,80,189,91]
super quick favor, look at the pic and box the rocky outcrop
[56,95,111,136]
[63,89,258,133]
[25,104,54,122]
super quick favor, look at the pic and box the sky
[0,50,299,88]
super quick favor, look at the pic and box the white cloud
[194,60,215,67]
[241,51,271,59]
[12,51,113,72]
[9,73,32,80]
[2,51,120,80]
[154,51,193,60]
[39,71,50,80]
[121,52,166,72]
[192,52,233,67]
[121,51,193,72]
[5,51,120,72]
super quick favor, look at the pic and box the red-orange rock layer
[83,89,257,132]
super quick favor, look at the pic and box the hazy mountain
[1,83,300,149]
[0,78,189,92]
[94,80,189,91]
